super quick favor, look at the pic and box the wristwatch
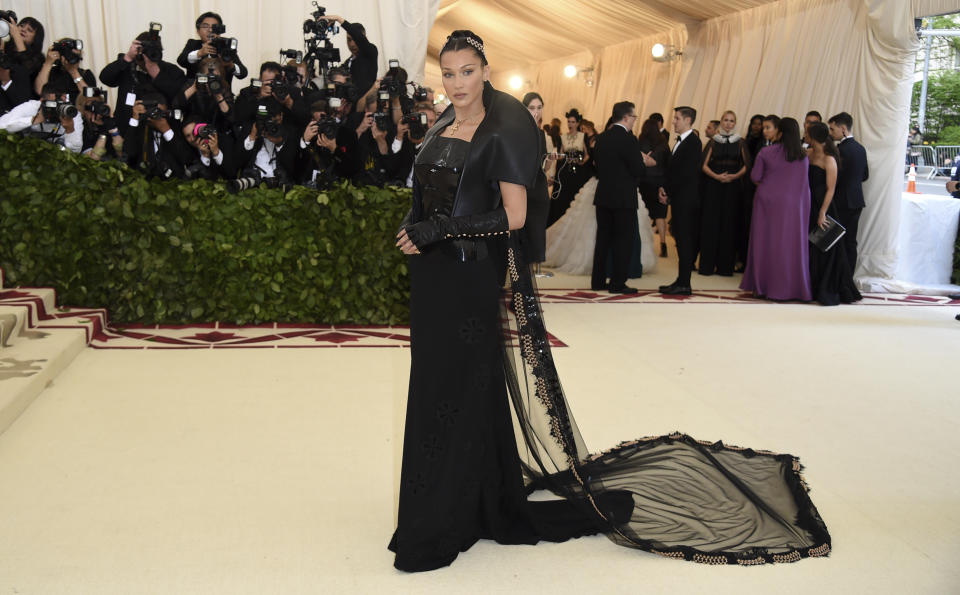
[73,76,83,84]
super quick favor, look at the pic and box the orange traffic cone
[907,163,918,194]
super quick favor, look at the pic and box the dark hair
[708,119,721,127]
[350,23,366,38]
[522,92,544,107]
[612,101,635,122]
[565,108,582,122]
[196,12,223,29]
[327,67,351,82]
[763,114,781,129]
[135,31,162,48]
[639,118,668,148]
[779,117,805,162]
[649,112,664,126]
[19,17,45,54]
[140,91,166,107]
[386,65,408,85]
[807,121,840,163]
[439,30,487,66]
[828,111,854,131]
[674,106,696,125]
[805,110,822,121]
[40,81,65,97]
[259,61,283,77]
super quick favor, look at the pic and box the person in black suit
[122,92,192,180]
[0,60,33,112]
[324,14,378,99]
[591,101,655,293]
[659,106,703,295]
[176,12,247,83]
[236,97,299,183]
[828,111,868,274]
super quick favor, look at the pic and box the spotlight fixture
[652,43,682,62]
[563,64,577,78]
[509,75,524,90]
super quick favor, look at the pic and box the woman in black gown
[392,30,831,573]
[700,110,750,276]
[807,122,861,305]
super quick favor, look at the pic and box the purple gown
[739,145,813,301]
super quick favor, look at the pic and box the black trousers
[671,200,699,286]
[834,206,862,274]
[699,179,740,276]
[591,205,635,289]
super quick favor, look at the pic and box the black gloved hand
[403,207,509,250]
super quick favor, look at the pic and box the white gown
[543,177,657,275]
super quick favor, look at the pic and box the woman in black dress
[699,110,750,276]
[638,117,670,256]
[393,30,830,573]
[807,122,861,305]
[547,108,590,226]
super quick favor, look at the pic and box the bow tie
[675,135,683,144]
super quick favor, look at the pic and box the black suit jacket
[99,56,186,131]
[593,124,645,209]
[341,21,378,96]
[835,137,868,209]
[0,64,33,112]
[236,123,300,180]
[122,120,192,179]
[664,132,703,207]
[176,39,248,81]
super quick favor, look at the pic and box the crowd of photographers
[0,7,439,191]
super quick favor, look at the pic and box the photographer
[177,12,247,83]
[0,82,83,152]
[33,38,96,98]
[236,97,298,183]
[0,13,45,81]
[234,61,310,129]
[389,101,435,187]
[181,115,239,179]
[78,88,123,160]
[173,56,234,129]
[296,100,351,187]
[323,15,378,98]
[0,50,33,112]
[122,92,191,179]
[99,29,186,132]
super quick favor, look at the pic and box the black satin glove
[403,207,509,250]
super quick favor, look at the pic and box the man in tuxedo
[591,101,655,293]
[122,92,191,179]
[177,12,248,83]
[828,111,869,274]
[658,106,703,295]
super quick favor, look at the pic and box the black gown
[699,136,746,276]
[391,84,831,572]
[808,165,862,305]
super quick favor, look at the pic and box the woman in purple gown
[740,116,812,301]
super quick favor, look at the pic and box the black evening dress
[391,83,831,573]
[808,165,862,305]
[699,136,747,276]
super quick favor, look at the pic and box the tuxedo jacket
[176,39,249,81]
[122,120,192,179]
[835,137,869,210]
[99,56,186,131]
[593,124,645,209]
[235,123,300,179]
[0,64,33,113]
[664,132,703,208]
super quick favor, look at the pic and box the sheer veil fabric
[500,236,831,565]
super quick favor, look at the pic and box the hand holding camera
[124,40,142,63]
[303,120,319,144]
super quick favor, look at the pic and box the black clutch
[809,214,846,252]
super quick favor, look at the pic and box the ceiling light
[564,64,577,78]
[509,75,523,90]
[652,43,682,62]
[652,44,665,59]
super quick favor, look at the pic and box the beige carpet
[0,259,958,594]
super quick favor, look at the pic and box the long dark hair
[779,117,805,162]
[807,121,840,164]
[522,92,543,108]
[19,17,45,55]
[440,30,487,66]
[747,114,764,137]
[639,117,667,148]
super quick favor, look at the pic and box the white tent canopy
[8,0,960,288]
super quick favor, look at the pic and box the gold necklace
[450,110,485,134]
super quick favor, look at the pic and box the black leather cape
[411,82,540,222]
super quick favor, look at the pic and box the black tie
[676,135,682,144]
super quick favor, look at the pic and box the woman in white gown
[544,176,657,276]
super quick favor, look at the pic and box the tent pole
[918,21,934,133]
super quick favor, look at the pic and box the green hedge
[0,132,410,324]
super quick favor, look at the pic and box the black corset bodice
[707,137,745,174]
[414,136,469,219]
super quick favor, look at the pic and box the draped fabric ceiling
[7,0,960,286]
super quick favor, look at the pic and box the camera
[84,101,110,118]
[210,23,226,36]
[52,39,84,65]
[225,169,283,193]
[83,86,107,99]
[401,110,428,139]
[210,36,238,61]
[0,9,17,22]
[270,66,300,100]
[413,85,429,102]
[141,98,181,122]
[194,122,216,140]
[256,104,283,138]
[42,100,78,123]
[197,74,225,95]
[302,2,336,37]
[139,22,163,62]
[250,78,262,89]
[315,115,339,140]
[280,48,303,64]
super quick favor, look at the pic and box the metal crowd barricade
[933,145,960,178]
[908,145,938,177]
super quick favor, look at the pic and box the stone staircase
[0,268,107,436]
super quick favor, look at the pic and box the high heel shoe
[660,242,667,258]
